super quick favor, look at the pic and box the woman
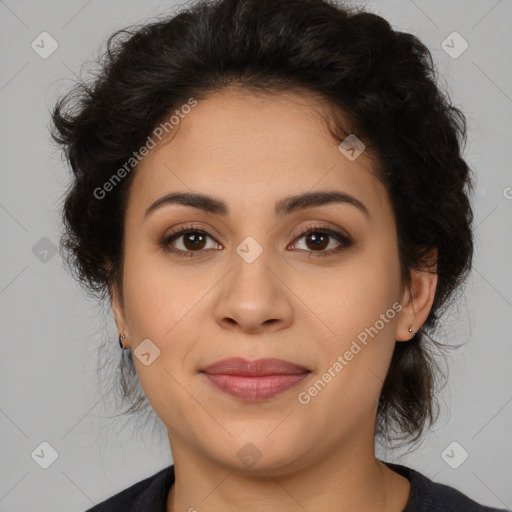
[51,0,508,510]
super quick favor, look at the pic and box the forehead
[125,88,390,223]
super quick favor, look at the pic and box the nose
[214,249,294,335]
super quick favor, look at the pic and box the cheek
[307,241,401,394]
[123,270,167,341]
[121,243,190,339]
[120,246,205,391]
[317,243,400,332]
[120,251,193,419]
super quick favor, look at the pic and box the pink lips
[201,357,310,401]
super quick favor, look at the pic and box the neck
[165,433,410,512]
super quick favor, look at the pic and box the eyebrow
[144,190,370,220]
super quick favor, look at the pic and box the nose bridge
[230,234,277,303]
[214,234,293,332]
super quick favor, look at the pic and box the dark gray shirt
[85,461,509,511]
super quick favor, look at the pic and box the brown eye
[303,232,330,251]
[159,224,352,258]
[180,231,208,251]
[160,227,221,257]
[290,226,353,257]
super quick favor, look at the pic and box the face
[111,87,427,475]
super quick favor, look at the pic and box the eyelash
[159,224,353,258]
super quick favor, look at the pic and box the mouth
[200,357,311,401]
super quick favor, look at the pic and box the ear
[395,247,438,342]
[109,282,129,346]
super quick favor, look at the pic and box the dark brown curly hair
[51,0,474,448]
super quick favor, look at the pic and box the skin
[110,86,438,512]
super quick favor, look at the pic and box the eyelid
[163,223,223,244]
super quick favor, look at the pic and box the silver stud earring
[408,326,418,335]
[118,333,128,349]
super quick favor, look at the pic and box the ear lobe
[395,247,438,342]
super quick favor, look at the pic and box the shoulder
[84,465,174,512]
[383,461,508,512]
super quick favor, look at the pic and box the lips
[201,357,310,376]
[201,357,310,401]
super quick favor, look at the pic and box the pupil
[309,233,327,250]
[185,232,204,249]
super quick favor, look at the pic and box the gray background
[1,0,511,510]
